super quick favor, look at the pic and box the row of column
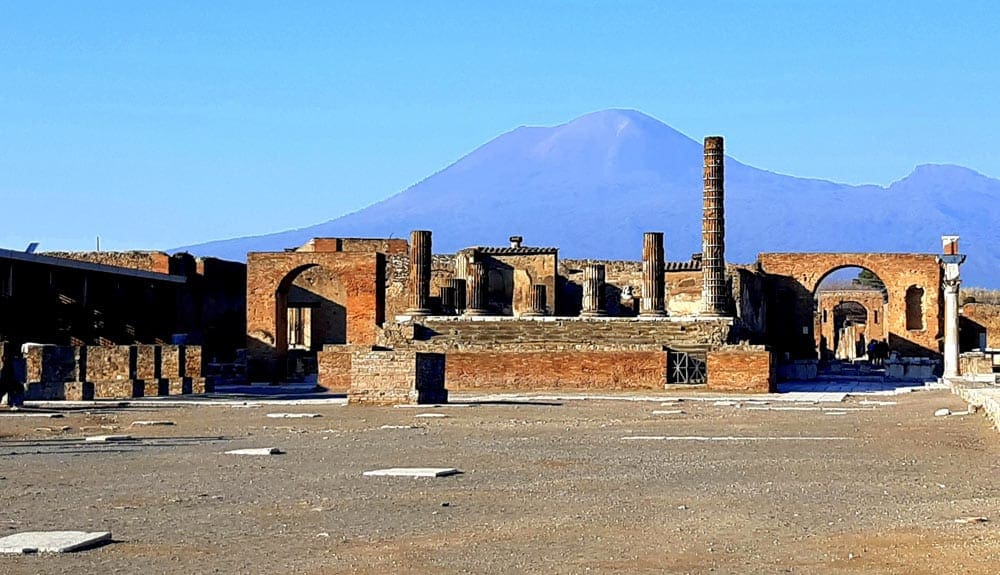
[406,133,728,319]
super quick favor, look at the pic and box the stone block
[707,346,775,393]
[93,379,143,399]
[348,349,448,406]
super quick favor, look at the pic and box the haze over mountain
[176,109,1000,287]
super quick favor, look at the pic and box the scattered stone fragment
[84,435,134,443]
[380,425,419,429]
[363,467,461,478]
[934,408,952,417]
[949,410,971,417]
[825,411,847,416]
[713,401,740,407]
[0,412,63,418]
[225,447,284,455]
[652,410,685,415]
[954,516,989,524]
[266,413,322,419]
[129,420,175,426]
[859,400,897,406]
[414,413,448,419]
[0,531,111,554]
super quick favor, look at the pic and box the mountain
[175,109,1000,287]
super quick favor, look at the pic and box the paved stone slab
[129,420,175,426]
[0,530,111,553]
[651,410,685,415]
[363,467,460,478]
[84,435,134,443]
[0,412,64,418]
[266,413,322,419]
[226,447,283,455]
[623,435,850,442]
[380,425,420,429]
[414,413,449,418]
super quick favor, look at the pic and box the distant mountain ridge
[175,109,1000,287]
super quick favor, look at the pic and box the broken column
[701,136,727,316]
[405,230,432,316]
[463,262,489,316]
[640,232,666,317]
[438,286,456,315]
[522,285,546,317]
[939,235,965,378]
[581,264,608,317]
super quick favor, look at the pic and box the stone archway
[758,253,943,359]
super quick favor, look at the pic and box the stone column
[640,232,666,317]
[522,285,546,317]
[405,230,432,316]
[701,136,727,316]
[449,278,466,314]
[581,264,608,317]
[438,286,456,315]
[463,262,489,316]
[940,235,965,378]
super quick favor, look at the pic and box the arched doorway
[275,264,347,381]
[814,266,888,363]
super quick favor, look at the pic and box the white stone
[380,425,419,429]
[225,447,283,455]
[414,413,448,418]
[954,516,989,524]
[0,412,63,418]
[713,401,740,407]
[623,435,849,441]
[363,467,460,478]
[129,420,175,426]
[84,435,134,442]
[652,410,685,415]
[266,413,322,419]
[934,408,952,417]
[0,531,111,553]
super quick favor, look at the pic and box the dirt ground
[0,389,998,574]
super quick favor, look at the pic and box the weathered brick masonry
[445,349,667,390]
[348,349,447,405]
[706,346,775,393]
[962,303,1000,349]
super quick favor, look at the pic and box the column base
[463,308,491,317]
[404,308,432,317]
[639,310,667,318]
[580,310,609,317]
[520,311,545,317]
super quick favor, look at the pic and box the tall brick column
[405,230,432,316]
[522,285,546,317]
[581,264,608,317]
[701,136,727,316]
[463,262,489,316]
[640,232,666,317]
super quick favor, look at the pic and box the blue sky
[1,1,997,251]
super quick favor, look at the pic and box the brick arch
[758,253,942,358]
[246,251,384,380]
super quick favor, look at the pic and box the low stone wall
[317,345,355,391]
[444,349,667,391]
[884,356,940,381]
[19,344,208,400]
[776,360,818,381]
[348,349,447,406]
[959,352,998,381]
[706,346,775,393]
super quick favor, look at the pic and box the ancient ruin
[3,136,998,405]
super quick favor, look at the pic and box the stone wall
[558,260,704,316]
[316,345,354,391]
[706,346,775,393]
[348,349,447,405]
[385,316,733,352]
[19,344,207,400]
[959,352,997,378]
[758,253,942,358]
[43,251,174,274]
[445,349,667,390]
[962,303,1000,349]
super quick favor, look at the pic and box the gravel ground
[0,389,998,574]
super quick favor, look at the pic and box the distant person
[877,340,889,366]
[867,339,877,364]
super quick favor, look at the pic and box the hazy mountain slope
[175,109,1000,286]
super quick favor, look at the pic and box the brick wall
[44,251,173,274]
[706,346,775,393]
[316,345,354,390]
[963,303,1000,349]
[348,349,447,405]
[758,253,942,358]
[559,260,704,316]
[445,349,667,390]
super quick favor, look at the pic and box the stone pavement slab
[0,531,111,553]
[226,447,283,455]
[363,467,460,478]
